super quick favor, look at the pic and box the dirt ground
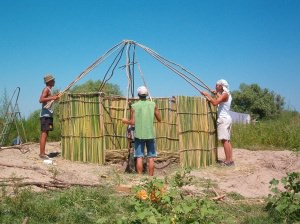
[0,142,299,198]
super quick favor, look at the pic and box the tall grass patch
[0,186,130,224]
[232,111,300,151]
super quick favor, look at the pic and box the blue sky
[1,0,299,118]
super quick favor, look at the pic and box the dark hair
[138,94,147,99]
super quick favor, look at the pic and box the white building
[229,111,251,124]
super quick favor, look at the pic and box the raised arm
[122,109,135,125]
[200,91,229,106]
[154,106,161,122]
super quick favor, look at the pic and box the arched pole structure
[44,40,214,111]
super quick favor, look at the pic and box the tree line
[0,80,297,145]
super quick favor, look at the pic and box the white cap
[137,86,148,96]
[216,79,230,93]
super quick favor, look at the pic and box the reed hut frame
[58,40,218,168]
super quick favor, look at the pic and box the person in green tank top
[122,86,161,176]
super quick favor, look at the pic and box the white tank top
[217,93,232,118]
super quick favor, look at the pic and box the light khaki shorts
[217,116,232,140]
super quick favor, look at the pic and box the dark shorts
[40,117,53,132]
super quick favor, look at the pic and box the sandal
[47,152,60,158]
[220,161,235,167]
[224,161,235,166]
[39,154,50,159]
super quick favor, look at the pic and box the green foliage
[266,172,300,223]
[128,171,229,223]
[22,110,40,142]
[0,88,23,145]
[20,106,61,143]
[231,83,285,120]
[0,171,284,224]
[0,88,10,118]
[232,111,300,151]
[0,87,63,145]
[171,168,192,188]
[0,186,129,224]
[1,80,122,145]
[235,204,273,224]
[70,79,122,95]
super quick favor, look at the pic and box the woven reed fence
[59,93,217,168]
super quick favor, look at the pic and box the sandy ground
[0,142,299,198]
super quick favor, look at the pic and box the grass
[0,173,290,224]
[0,186,273,224]
[0,186,132,224]
[232,111,300,151]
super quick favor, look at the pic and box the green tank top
[132,100,156,139]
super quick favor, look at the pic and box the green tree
[231,83,285,120]
[70,80,122,95]
[23,110,40,142]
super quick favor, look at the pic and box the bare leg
[39,131,48,156]
[228,140,233,161]
[148,157,154,176]
[136,157,144,174]
[222,139,233,162]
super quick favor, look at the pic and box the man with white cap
[122,86,161,176]
[39,74,60,159]
[200,79,234,166]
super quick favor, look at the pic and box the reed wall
[59,93,217,168]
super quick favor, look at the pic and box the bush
[127,171,231,223]
[266,172,300,223]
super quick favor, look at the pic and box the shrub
[127,172,231,223]
[266,172,300,223]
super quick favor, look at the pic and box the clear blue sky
[1,0,299,118]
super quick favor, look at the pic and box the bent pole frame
[45,39,214,110]
[44,40,127,109]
